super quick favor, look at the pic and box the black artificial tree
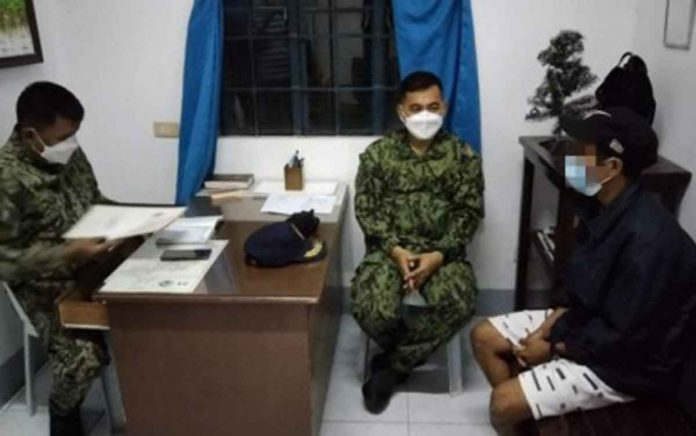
[526,30,597,135]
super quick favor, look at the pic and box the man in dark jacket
[470,107,696,434]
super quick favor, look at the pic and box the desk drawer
[58,289,110,330]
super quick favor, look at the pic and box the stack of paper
[100,239,228,294]
[204,174,254,190]
[63,205,186,240]
[155,216,223,245]
[260,195,336,215]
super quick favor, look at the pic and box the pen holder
[284,165,304,191]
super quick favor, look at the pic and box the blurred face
[21,116,80,152]
[397,85,446,119]
[564,143,622,195]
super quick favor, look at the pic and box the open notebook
[63,205,186,240]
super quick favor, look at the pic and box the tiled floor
[320,316,495,436]
[0,363,108,435]
[0,316,495,435]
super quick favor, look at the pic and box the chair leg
[23,326,36,416]
[447,332,464,397]
[100,332,126,432]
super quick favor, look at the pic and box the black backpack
[596,52,657,124]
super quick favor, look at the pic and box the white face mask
[400,110,443,140]
[27,128,80,165]
[564,156,615,197]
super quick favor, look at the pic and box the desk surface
[190,182,348,224]
[95,183,347,306]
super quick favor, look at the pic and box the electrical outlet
[153,122,180,138]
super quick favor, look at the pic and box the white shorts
[488,310,633,420]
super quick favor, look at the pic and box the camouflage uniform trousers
[351,251,477,373]
[14,283,109,416]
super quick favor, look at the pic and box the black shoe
[362,367,409,414]
[369,352,391,374]
[50,404,84,436]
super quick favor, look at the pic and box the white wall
[632,0,696,238]
[48,0,192,204]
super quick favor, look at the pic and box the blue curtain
[392,0,481,153]
[175,0,224,205]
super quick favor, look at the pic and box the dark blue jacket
[549,183,696,398]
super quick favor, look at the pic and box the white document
[156,216,223,245]
[64,205,186,240]
[253,181,338,196]
[261,194,336,215]
[100,239,228,294]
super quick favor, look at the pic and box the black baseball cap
[560,106,659,174]
[244,221,325,267]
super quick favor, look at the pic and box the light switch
[153,122,180,138]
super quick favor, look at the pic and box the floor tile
[323,316,408,422]
[6,364,106,415]
[331,316,366,365]
[406,344,490,395]
[319,421,408,436]
[323,359,409,423]
[323,315,495,425]
[408,390,492,425]
[0,409,102,436]
[89,414,124,436]
[89,416,110,436]
[0,410,48,436]
[409,423,496,436]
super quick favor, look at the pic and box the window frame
[220,0,398,137]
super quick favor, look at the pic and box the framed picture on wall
[664,0,696,50]
[0,0,43,68]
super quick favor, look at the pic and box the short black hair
[16,82,84,129]
[397,71,443,103]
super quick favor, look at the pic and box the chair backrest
[1,281,39,337]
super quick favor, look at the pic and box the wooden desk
[62,190,347,436]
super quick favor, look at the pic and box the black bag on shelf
[596,52,657,124]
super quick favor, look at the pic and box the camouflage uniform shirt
[0,130,108,300]
[355,129,484,259]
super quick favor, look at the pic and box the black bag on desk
[596,52,656,124]
[244,210,326,267]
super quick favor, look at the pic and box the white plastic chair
[2,281,126,430]
[361,330,464,396]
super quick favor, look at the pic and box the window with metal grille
[221,0,400,136]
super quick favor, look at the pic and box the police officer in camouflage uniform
[0,82,117,435]
[352,71,484,413]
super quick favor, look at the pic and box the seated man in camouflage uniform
[352,71,484,414]
[0,82,117,436]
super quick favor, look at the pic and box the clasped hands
[512,329,567,368]
[390,246,443,293]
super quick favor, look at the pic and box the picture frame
[0,0,43,68]
[664,0,696,50]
